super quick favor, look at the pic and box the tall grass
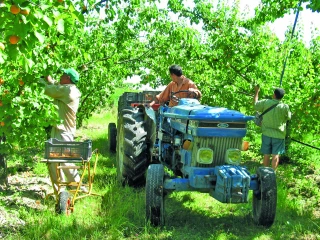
[1,107,319,240]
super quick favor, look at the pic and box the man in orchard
[150,65,202,107]
[253,85,291,170]
[44,68,82,194]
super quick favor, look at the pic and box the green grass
[1,108,320,240]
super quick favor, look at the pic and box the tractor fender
[137,105,157,147]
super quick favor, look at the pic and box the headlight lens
[225,149,241,165]
[197,148,214,164]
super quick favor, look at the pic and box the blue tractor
[109,90,277,228]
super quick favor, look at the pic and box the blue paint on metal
[163,165,251,203]
[191,128,247,137]
[171,120,187,133]
[164,178,190,191]
[154,99,259,205]
[212,165,250,203]
[249,174,259,190]
[163,99,254,122]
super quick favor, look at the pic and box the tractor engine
[158,98,251,174]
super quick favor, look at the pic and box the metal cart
[41,138,100,215]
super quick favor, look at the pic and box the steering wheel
[170,90,198,103]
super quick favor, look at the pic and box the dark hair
[169,65,183,77]
[274,88,285,99]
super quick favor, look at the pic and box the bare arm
[188,80,202,98]
[45,75,55,84]
[189,87,202,98]
[253,85,260,105]
[149,97,159,106]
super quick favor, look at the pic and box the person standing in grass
[44,68,81,194]
[253,85,291,170]
[150,64,202,107]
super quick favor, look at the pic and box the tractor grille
[191,137,242,167]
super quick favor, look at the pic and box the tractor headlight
[197,148,214,164]
[189,120,199,127]
[225,149,241,165]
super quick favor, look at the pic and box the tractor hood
[163,99,253,137]
[163,99,254,122]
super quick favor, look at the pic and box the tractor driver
[150,65,202,107]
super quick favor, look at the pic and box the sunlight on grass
[32,160,49,176]
[3,107,320,240]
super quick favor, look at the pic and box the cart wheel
[56,191,71,215]
[108,123,117,152]
[146,164,165,226]
[253,167,277,227]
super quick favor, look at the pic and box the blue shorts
[261,135,285,155]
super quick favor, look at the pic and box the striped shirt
[254,99,291,139]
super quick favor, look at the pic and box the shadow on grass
[162,192,253,239]
[3,133,319,239]
[162,189,320,240]
[0,188,47,200]
[92,135,320,239]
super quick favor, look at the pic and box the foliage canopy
[0,0,319,153]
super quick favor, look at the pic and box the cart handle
[91,149,99,183]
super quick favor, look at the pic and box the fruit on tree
[0,122,4,127]
[10,5,20,14]
[81,64,88,71]
[0,78,4,85]
[19,78,24,86]
[20,9,30,15]
[0,42,4,50]
[9,36,19,44]
[57,0,63,3]
[0,101,2,107]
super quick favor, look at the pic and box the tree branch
[229,63,253,84]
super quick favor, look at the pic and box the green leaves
[0,53,5,64]
[57,19,65,33]
[22,56,34,72]
[43,15,53,27]
[0,0,319,154]
[34,31,45,44]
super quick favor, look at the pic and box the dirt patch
[0,172,53,236]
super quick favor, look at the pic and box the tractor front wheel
[146,164,165,226]
[253,167,277,227]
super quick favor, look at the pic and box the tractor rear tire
[0,154,8,187]
[116,111,126,185]
[116,107,148,187]
[253,167,277,227]
[146,164,164,226]
[108,123,117,152]
[56,191,71,215]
